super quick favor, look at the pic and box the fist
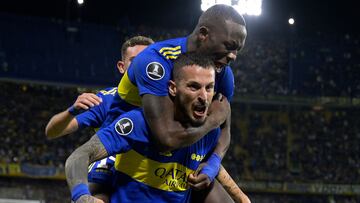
[76,195,105,203]
[188,173,211,191]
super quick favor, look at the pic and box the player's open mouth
[193,105,207,118]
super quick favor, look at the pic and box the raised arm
[142,94,230,152]
[65,135,108,203]
[45,93,102,139]
[45,109,79,139]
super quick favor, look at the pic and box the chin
[191,119,206,127]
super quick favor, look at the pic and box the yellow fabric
[115,150,195,192]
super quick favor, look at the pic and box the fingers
[77,195,105,203]
[73,93,102,110]
[213,93,223,101]
[195,162,207,176]
[188,174,211,191]
[96,199,105,203]
[84,93,102,104]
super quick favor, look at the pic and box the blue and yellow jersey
[75,86,137,130]
[117,37,235,107]
[97,108,221,203]
[74,87,131,185]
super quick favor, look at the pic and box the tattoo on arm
[76,195,97,203]
[65,135,108,190]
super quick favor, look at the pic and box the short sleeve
[131,51,172,97]
[96,108,148,156]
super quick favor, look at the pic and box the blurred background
[0,0,359,202]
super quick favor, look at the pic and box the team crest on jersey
[115,118,133,136]
[146,62,165,80]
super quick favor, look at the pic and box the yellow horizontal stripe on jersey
[115,150,195,192]
[117,71,142,107]
[159,46,181,54]
[165,55,179,59]
[161,50,181,56]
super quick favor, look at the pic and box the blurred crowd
[233,32,360,97]
[225,104,360,184]
[0,82,92,168]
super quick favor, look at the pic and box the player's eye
[206,84,214,92]
[188,83,201,91]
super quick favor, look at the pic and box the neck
[173,105,192,128]
[187,33,198,52]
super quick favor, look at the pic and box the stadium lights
[77,0,84,5]
[201,0,262,16]
[288,18,295,25]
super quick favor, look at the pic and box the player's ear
[168,80,177,97]
[198,26,209,41]
[117,60,126,74]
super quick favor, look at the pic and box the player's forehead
[178,65,215,83]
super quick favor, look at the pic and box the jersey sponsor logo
[146,62,165,80]
[115,118,133,136]
[115,150,195,192]
[191,153,205,162]
[154,167,189,190]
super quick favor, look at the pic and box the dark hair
[172,52,215,80]
[198,4,246,27]
[121,36,154,60]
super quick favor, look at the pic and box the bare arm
[217,165,251,203]
[142,94,230,152]
[45,109,79,139]
[214,109,232,159]
[45,93,102,139]
[65,135,108,196]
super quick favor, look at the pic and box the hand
[188,163,211,191]
[188,173,212,191]
[76,195,105,203]
[208,93,230,126]
[73,93,102,110]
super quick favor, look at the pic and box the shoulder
[132,37,187,65]
[112,108,148,141]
